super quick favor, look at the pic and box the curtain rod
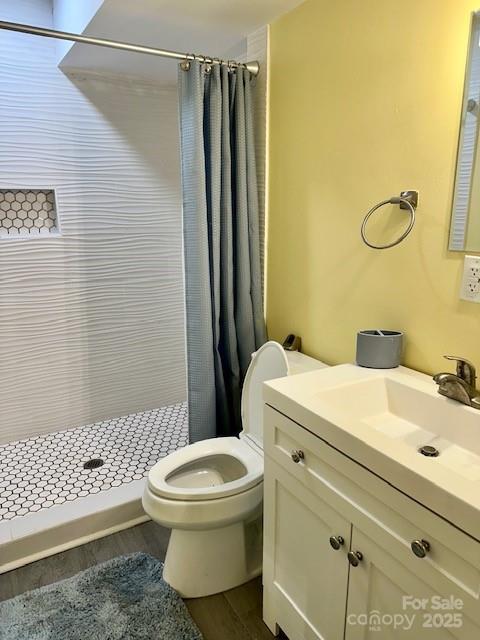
[0,20,260,76]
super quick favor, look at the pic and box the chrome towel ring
[361,190,419,250]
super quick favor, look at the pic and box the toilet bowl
[142,341,326,597]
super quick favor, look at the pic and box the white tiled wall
[0,0,186,444]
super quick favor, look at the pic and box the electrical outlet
[460,255,480,302]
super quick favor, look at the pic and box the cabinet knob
[347,551,363,567]
[291,449,305,463]
[329,535,344,550]
[411,539,430,558]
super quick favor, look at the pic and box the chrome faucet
[433,356,480,410]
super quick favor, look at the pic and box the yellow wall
[266,0,480,374]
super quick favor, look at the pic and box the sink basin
[314,374,480,480]
[264,364,480,539]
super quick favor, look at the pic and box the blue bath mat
[0,553,203,640]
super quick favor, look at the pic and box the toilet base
[163,516,263,598]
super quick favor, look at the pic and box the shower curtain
[178,61,266,442]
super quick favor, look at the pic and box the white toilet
[142,341,326,597]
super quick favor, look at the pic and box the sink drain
[83,458,104,470]
[418,445,439,458]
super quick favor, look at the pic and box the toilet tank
[285,350,329,375]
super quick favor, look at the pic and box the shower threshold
[0,402,188,573]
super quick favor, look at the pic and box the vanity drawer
[264,405,480,620]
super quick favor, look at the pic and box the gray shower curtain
[178,61,266,442]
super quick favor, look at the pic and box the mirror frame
[449,10,480,251]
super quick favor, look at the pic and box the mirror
[450,11,480,251]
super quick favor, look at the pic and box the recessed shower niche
[0,189,59,237]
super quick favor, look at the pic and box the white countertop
[264,363,480,541]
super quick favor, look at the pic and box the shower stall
[0,0,267,572]
[0,0,190,570]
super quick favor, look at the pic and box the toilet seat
[148,436,263,501]
[240,341,289,450]
[147,341,289,504]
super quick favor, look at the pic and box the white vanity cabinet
[263,458,351,639]
[262,406,480,640]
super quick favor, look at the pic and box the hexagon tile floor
[0,402,188,521]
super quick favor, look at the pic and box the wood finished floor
[0,521,279,640]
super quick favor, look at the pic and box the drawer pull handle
[347,551,363,567]
[291,449,305,463]
[411,539,430,558]
[329,535,344,551]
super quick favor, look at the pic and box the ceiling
[59,0,305,84]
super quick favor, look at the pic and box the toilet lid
[240,341,289,449]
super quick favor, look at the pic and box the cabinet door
[263,457,351,640]
[345,527,479,640]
